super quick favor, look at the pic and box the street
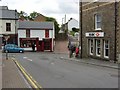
[9,52,118,88]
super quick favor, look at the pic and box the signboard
[85,32,104,37]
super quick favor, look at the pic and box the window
[89,39,93,55]
[26,30,30,37]
[95,14,101,30]
[104,40,109,58]
[6,23,11,31]
[96,40,101,56]
[45,30,49,38]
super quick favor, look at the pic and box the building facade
[79,2,120,62]
[18,21,55,52]
[0,6,18,46]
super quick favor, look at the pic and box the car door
[13,45,19,52]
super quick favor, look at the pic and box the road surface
[9,52,118,88]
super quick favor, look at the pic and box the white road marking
[27,59,32,61]
[51,62,54,65]
[23,57,28,59]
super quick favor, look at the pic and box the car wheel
[5,50,8,53]
[19,50,23,53]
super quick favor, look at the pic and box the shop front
[19,38,39,51]
[85,32,110,60]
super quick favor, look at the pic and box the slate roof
[0,6,18,19]
[18,21,54,30]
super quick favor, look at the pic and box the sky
[0,0,79,25]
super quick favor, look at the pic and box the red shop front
[20,38,52,52]
[20,38,39,51]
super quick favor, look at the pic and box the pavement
[1,51,30,89]
[0,51,119,89]
[57,53,119,69]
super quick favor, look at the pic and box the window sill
[104,56,109,59]
[96,54,101,57]
[95,28,102,31]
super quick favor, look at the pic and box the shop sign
[20,38,37,40]
[85,32,104,37]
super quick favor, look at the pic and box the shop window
[96,39,101,56]
[6,23,11,31]
[104,40,109,58]
[20,39,35,48]
[45,30,49,38]
[89,39,93,55]
[95,14,102,30]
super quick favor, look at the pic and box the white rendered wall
[18,30,26,46]
[0,19,17,34]
[68,19,79,31]
[30,30,45,40]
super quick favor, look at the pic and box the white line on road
[27,59,32,61]
[23,57,28,59]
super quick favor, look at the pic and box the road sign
[4,35,10,41]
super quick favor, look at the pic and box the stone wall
[80,2,117,61]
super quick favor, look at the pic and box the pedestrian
[69,44,76,58]
[32,43,35,52]
[75,46,79,58]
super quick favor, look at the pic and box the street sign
[4,35,10,41]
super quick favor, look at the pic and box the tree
[18,11,28,20]
[29,11,40,20]
[46,17,60,38]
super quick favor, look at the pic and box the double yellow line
[12,58,43,90]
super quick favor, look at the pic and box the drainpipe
[114,1,117,63]
[15,9,17,45]
[80,0,83,59]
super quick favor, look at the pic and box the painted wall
[68,19,79,31]
[31,30,45,40]
[18,29,54,48]
[0,19,17,34]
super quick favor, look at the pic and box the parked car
[3,44,24,53]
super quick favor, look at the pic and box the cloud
[0,0,79,24]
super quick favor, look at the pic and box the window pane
[95,14,101,29]
[96,40,101,56]
[91,47,93,53]
[97,22,101,29]
[97,15,101,22]
[105,49,109,56]
[6,23,11,31]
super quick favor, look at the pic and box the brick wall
[34,15,46,22]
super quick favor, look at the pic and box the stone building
[79,2,120,62]
[117,2,120,63]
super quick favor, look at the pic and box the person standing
[32,43,35,52]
